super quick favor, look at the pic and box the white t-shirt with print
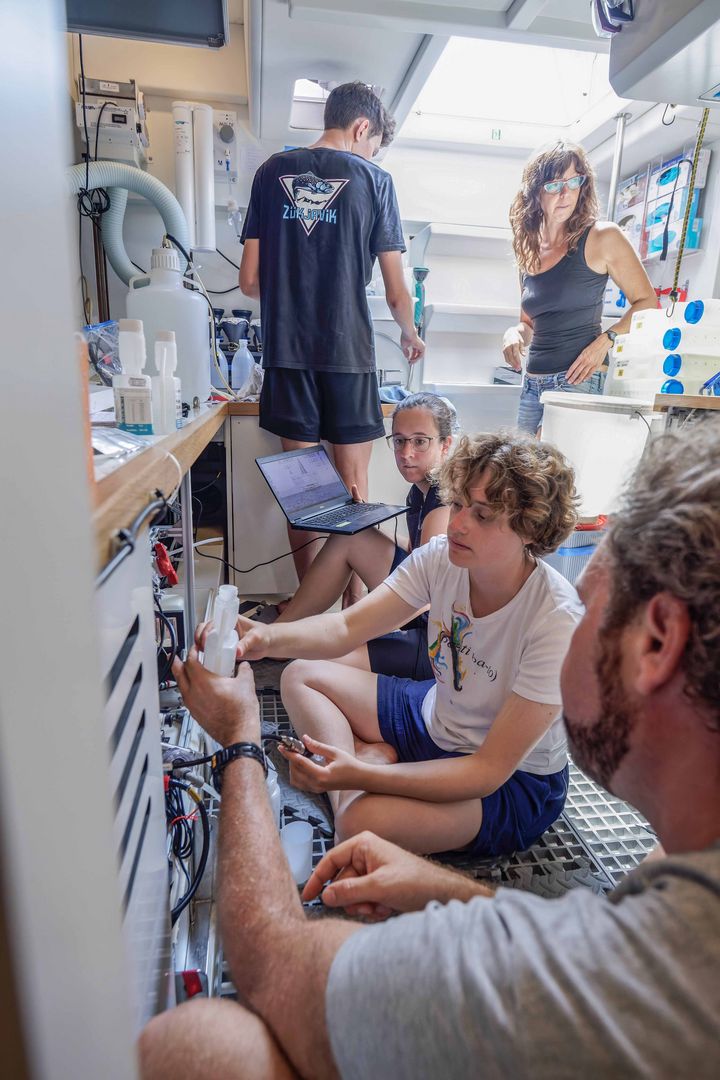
[384,535,583,775]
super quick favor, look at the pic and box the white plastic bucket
[540,392,660,518]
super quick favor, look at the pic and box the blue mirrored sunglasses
[543,175,587,194]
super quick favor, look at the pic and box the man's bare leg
[276,530,396,623]
[139,998,297,1080]
[280,437,325,581]
[331,440,375,606]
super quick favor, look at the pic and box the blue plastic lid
[661,378,684,394]
[662,327,682,350]
[663,354,682,376]
[685,300,705,324]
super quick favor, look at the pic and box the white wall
[384,142,527,231]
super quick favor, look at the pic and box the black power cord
[196,536,323,575]
[167,777,210,926]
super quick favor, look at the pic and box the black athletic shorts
[259,368,385,444]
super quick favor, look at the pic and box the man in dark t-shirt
[239,82,424,582]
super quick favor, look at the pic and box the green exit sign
[491,128,502,141]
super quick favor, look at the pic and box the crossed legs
[280,660,483,854]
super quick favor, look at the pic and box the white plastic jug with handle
[231,339,254,395]
[127,246,211,409]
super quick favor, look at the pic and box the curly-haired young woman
[504,141,657,434]
[229,432,583,858]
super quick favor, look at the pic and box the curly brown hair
[509,141,599,275]
[437,431,579,557]
[605,420,720,725]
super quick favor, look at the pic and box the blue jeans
[517,370,605,435]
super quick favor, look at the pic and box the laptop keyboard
[307,502,387,528]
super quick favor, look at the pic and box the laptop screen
[258,448,348,517]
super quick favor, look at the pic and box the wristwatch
[605,328,618,346]
[212,742,267,791]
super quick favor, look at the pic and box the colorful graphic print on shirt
[278,172,350,235]
[428,604,499,692]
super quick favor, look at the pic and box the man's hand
[400,329,425,364]
[302,830,489,919]
[502,325,526,372]
[172,646,260,746]
[278,735,367,793]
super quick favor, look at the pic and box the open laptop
[256,446,407,534]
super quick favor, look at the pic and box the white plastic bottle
[127,246,211,409]
[266,761,282,829]
[231,339,254,394]
[203,585,240,676]
[113,319,153,434]
[210,338,230,390]
[151,330,183,435]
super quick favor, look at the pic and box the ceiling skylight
[400,36,623,144]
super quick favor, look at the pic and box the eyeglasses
[542,175,587,194]
[386,435,440,452]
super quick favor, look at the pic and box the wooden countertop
[93,404,228,571]
[653,394,720,413]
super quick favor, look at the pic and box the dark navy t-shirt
[405,482,443,551]
[240,147,405,373]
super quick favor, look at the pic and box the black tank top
[521,226,608,376]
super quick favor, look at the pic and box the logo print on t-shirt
[429,607,472,692]
[279,172,349,236]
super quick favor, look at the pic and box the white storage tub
[424,382,522,435]
[539,392,662,518]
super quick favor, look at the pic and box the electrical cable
[96,491,169,587]
[196,536,323,575]
[215,248,241,271]
[76,35,110,223]
[167,778,210,925]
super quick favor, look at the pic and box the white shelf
[410,223,513,263]
[424,303,517,333]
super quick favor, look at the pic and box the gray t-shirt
[326,846,720,1079]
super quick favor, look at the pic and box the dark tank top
[521,226,608,376]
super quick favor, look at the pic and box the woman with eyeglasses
[273,392,455,680]
[221,432,581,859]
[503,141,656,434]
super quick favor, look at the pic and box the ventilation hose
[67,161,190,285]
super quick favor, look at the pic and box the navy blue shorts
[259,368,385,444]
[376,675,568,856]
[366,546,434,681]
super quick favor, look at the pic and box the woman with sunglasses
[503,141,656,434]
[273,392,455,679]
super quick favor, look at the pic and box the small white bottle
[203,585,240,676]
[231,339,254,394]
[266,761,282,829]
[113,319,153,434]
[151,330,183,435]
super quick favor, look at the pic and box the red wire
[168,812,199,829]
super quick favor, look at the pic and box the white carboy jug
[127,246,211,409]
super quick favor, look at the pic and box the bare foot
[353,737,398,766]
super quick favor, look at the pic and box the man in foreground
[141,421,720,1079]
